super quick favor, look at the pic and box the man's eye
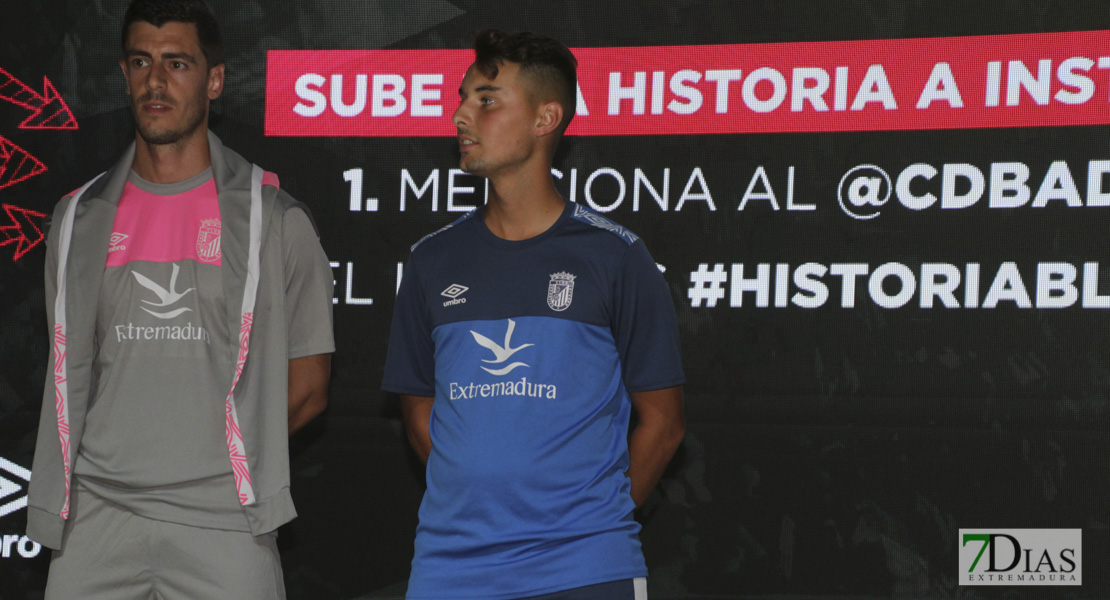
[481,97,493,106]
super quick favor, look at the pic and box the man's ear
[207,64,225,100]
[120,60,130,95]
[535,100,564,138]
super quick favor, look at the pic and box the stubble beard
[133,93,207,147]
[457,135,486,176]
[459,156,486,176]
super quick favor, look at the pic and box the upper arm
[399,394,434,463]
[287,353,331,434]
[289,353,331,385]
[400,394,434,421]
[630,385,685,427]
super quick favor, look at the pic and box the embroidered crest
[547,271,576,312]
[196,218,222,263]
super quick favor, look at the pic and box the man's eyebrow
[161,52,198,63]
[459,84,501,96]
[124,49,198,63]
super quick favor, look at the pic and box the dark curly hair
[121,0,224,68]
[472,29,578,133]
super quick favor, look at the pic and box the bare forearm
[628,386,685,507]
[288,354,331,434]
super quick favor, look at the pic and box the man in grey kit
[25,0,335,598]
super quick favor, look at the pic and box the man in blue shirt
[383,29,685,600]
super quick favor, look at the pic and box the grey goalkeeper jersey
[74,169,332,531]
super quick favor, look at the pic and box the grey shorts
[44,486,285,600]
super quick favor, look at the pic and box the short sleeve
[281,206,336,359]
[382,254,435,396]
[612,241,685,392]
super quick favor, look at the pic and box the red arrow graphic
[0,135,47,191]
[0,204,47,261]
[0,67,78,130]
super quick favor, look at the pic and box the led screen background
[1,1,1108,598]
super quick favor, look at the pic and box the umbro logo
[441,283,469,307]
[442,284,468,298]
[108,232,128,253]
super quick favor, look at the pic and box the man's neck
[484,171,565,241]
[131,130,212,184]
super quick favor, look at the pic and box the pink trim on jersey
[261,171,279,189]
[106,180,222,266]
[226,312,255,503]
[53,324,71,519]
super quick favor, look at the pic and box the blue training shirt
[383,201,684,600]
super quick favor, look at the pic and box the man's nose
[452,102,468,128]
[147,62,167,91]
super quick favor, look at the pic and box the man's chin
[136,121,204,147]
[458,160,484,177]
[138,129,184,146]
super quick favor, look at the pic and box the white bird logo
[470,319,533,375]
[132,264,195,319]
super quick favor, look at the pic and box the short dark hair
[472,29,578,133]
[121,0,224,68]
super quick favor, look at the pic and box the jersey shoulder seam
[569,203,639,245]
[411,210,477,252]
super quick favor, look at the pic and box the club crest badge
[196,218,222,263]
[547,271,576,312]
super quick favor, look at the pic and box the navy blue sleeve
[612,240,685,392]
[382,254,436,396]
